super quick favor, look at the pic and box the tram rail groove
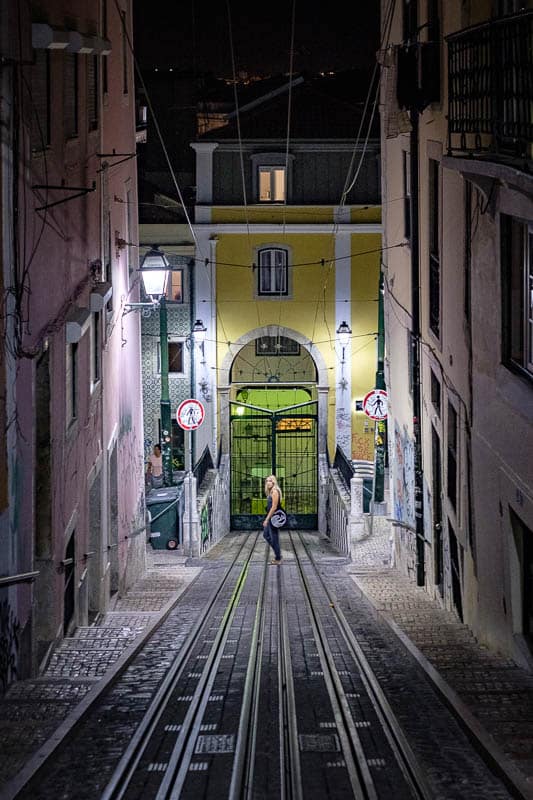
[278,568,304,800]
[4,534,258,800]
[289,531,433,800]
[228,544,270,800]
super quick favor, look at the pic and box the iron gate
[230,400,318,530]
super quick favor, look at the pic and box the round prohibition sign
[362,389,388,420]
[176,398,205,430]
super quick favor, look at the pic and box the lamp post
[128,248,208,488]
[139,247,173,486]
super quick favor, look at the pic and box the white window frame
[258,166,286,203]
[66,342,78,426]
[90,311,101,392]
[257,247,289,297]
[250,153,294,203]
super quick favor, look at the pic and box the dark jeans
[263,523,281,560]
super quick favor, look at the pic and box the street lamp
[336,320,352,391]
[125,247,208,488]
[336,320,352,359]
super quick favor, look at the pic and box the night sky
[132,1,380,77]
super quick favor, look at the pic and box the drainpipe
[410,108,426,587]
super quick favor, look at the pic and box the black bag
[270,509,287,528]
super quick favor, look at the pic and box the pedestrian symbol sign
[362,389,388,420]
[176,398,205,430]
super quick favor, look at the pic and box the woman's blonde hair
[264,474,283,503]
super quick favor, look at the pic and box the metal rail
[0,571,39,587]
[291,531,433,800]
[101,532,261,800]
[277,569,303,800]
[228,546,270,800]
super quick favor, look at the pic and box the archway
[218,327,329,529]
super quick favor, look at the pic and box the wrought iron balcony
[447,10,533,162]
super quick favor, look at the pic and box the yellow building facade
[191,79,382,529]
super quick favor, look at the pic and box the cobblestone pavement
[346,522,533,798]
[0,548,201,789]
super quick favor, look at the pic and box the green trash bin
[146,486,182,550]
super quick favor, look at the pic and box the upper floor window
[166,270,183,303]
[258,166,286,202]
[91,311,101,390]
[430,368,441,417]
[87,55,99,132]
[257,248,288,296]
[428,158,441,339]
[403,0,418,43]
[66,342,78,425]
[501,214,533,379]
[121,10,129,94]
[64,53,78,139]
[30,50,51,152]
[403,151,411,241]
[158,341,184,374]
[447,401,458,511]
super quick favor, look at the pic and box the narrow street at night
[1,0,533,797]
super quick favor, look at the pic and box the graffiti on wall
[392,422,415,529]
[351,430,374,461]
[0,598,20,694]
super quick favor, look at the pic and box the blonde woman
[263,475,283,565]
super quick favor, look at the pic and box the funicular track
[7,529,508,800]
[100,529,433,800]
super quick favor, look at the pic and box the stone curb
[0,570,202,800]
[351,575,533,800]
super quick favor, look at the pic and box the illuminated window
[166,269,183,303]
[258,167,286,202]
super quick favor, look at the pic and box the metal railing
[326,468,350,557]
[447,10,533,159]
[193,445,214,489]
[333,445,354,492]
[0,571,40,588]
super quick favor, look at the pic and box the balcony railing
[447,10,533,160]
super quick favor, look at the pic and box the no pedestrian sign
[176,398,205,430]
[362,389,388,420]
